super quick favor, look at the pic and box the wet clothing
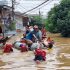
[25,32,33,41]
[26,30,29,34]
[41,50,46,61]
[33,30,42,41]
[20,45,28,52]
[3,44,13,53]
[47,39,54,49]
[34,55,43,61]
[34,49,46,61]
[48,42,53,49]
[41,28,46,38]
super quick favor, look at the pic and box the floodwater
[0,32,70,70]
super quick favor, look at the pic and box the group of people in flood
[22,25,54,49]
[0,25,54,62]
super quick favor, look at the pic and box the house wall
[15,15,23,31]
[0,5,26,32]
[23,16,29,26]
[0,6,10,32]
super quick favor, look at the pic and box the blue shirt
[25,32,33,40]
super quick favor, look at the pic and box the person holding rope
[33,25,42,42]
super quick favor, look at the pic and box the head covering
[34,25,38,29]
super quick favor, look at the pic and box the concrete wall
[15,15,24,31]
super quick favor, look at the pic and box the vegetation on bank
[46,0,70,37]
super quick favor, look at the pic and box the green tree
[30,15,43,29]
[46,0,70,37]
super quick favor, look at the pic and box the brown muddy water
[0,32,70,70]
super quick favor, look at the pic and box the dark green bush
[46,0,70,37]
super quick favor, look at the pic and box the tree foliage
[46,0,70,37]
[30,15,43,29]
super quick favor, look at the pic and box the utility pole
[12,0,15,21]
[39,9,41,18]
[39,9,41,24]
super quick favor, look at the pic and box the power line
[39,0,53,9]
[14,1,44,12]
[26,0,53,14]
[15,4,27,11]
[22,0,49,14]
[14,0,56,15]
[15,0,52,15]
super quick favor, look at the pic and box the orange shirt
[41,28,47,37]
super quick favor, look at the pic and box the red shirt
[35,49,42,56]
[3,44,13,53]
[41,50,46,57]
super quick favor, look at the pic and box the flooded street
[0,32,70,70]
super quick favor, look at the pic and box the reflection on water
[0,33,70,70]
[48,33,70,70]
